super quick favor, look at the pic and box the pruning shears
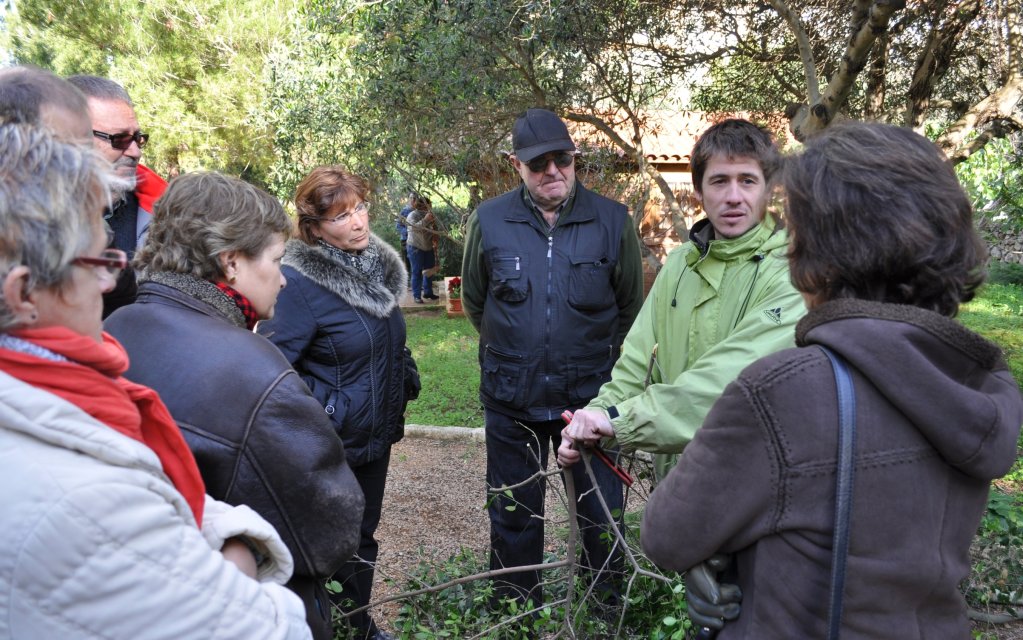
[561,410,634,487]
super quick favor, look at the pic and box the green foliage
[988,262,1023,288]
[2,0,299,182]
[404,313,482,428]
[388,547,697,639]
[959,281,1023,391]
[956,135,1023,230]
[966,489,1023,611]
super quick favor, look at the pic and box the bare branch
[903,0,982,131]
[937,1,1023,161]
[790,0,907,140]
[768,0,821,102]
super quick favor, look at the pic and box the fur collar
[283,234,408,318]
[140,271,246,329]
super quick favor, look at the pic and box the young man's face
[695,154,769,239]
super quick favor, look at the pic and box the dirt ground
[366,433,1023,639]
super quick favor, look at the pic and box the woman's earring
[29,312,38,322]
[229,275,237,284]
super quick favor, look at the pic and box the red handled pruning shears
[561,410,634,487]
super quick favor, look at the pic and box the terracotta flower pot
[446,297,463,318]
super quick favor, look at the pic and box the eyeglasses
[73,248,128,281]
[525,152,574,173]
[92,129,149,150]
[322,201,371,225]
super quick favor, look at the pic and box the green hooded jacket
[587,216,806,480]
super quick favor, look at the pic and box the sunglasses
[93,129,149,151]
[525,152,575,173]
[73,248,128,281]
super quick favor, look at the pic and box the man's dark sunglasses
[93,129,149,151]
[525,152,574,173]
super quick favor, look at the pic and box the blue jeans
[484,408,624,607]
[407,246,435,300]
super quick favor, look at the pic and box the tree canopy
[4,0,1020,230]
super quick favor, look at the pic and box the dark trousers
[399,240,410,283]
[407,246,435,300]
[484,408,624,607]
[329,449,391,638]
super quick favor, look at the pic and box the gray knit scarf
[317,238,385,286]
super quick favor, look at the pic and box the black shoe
[423,293,439,300]
[413,297,424,304]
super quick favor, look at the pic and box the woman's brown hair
[784,121,986,317]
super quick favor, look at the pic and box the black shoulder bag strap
[819,346,856,640]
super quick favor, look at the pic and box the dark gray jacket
[467,184,640,421]
[105,273,365,640]
[642,298,1023,639]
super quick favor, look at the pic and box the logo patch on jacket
[762,307,782,325]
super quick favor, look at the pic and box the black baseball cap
[512,108,576,163]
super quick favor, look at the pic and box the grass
[404,312,483,428]
[960,282,1023,390]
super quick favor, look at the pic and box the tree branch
[937,1,1023,162]
[789,0,907,140]
[768,0,821,102]
[903,0,982,130]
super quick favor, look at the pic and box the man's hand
[556,409,616,467]
[685,554,742,631]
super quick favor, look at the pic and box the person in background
[0,123,312,640]
[104,171,365,640]
[0,65,91,141]
[461,108,645,611]
[67,75,167,317]
[641,121,1023,638]
[406,194,439,303]
[259,166,420,640]
[395,191,414,284]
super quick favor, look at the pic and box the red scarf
[215,282,259,330]
[0,326,205,525]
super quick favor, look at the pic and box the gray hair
[136,171,291,280]
[0,66,88,128]
[0,123,117,330]
[66,75,134,106]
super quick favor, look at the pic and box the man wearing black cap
[461,108,644,611]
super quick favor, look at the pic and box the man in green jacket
[557,119,806,481]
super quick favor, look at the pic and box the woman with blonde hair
[259,165,420,640]
[105,171,365,640]
[0,124,311,638]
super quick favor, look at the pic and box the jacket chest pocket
[568,255,615,311]
[489,253,529,303]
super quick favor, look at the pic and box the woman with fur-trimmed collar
[259,166,420,640]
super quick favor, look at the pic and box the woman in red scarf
[0,123,311,639]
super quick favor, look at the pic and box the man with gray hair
[0,65,91,141]
[67,75,167,316]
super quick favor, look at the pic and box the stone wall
[984,223,1023,264]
